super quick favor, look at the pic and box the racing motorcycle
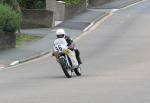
[53,38,82,78]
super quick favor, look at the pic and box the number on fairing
[55,45,63,51]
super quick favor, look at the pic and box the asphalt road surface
[0,0,150,103]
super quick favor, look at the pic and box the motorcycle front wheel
[59,57,72,78]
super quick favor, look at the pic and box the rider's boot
[74,49,82,65]
[76,55,82,65]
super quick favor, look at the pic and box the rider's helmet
[56,29,65,38]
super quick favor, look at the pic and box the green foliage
[65,0,81,6]
[16,33,41,46]
[34,0,46,9]
[0,4,21,33]
[17,0,46,9]
[3,0,18,8]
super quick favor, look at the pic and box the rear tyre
[74,66,82,76]
[59,57,72,78]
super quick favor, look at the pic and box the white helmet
[56,29,65,35]
[56,29,65,38]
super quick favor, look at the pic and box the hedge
[17,0,46,9]
[65,0,81,6]
[0,4,21,33]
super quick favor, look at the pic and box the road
[0,0,150,103]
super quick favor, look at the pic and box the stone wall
[64,0,87,20]
[21,9,53,29]
[0,32,16,49]
[88,0,113,7]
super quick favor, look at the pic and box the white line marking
[75,12,113,42]
[0,67,5,69]
[10,61,19,66]
[121,0,146,9]
[83,22,94,32]
[0,64,5,69]
[111,9,119,13]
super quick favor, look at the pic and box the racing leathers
[65,36,82,65]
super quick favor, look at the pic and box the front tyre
[74,66,82,76]
[59,57,72,78]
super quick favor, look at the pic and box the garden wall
[64,0,87,20]
[21,9,53,29]
[0,32,16,49]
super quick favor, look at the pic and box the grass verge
[16,33,41,46]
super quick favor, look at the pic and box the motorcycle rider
[54,28,82,65]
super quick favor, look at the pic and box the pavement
[89,0,143,9]
[0,0,143,68]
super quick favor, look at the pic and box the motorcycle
[53,38,82,78]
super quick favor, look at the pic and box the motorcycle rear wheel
[74,66,82,76]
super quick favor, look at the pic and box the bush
[65,0,81,6]
[17,0,46,9]
[0,4,21,33]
